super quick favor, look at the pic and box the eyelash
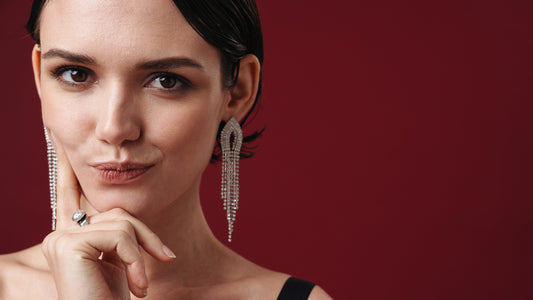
[50,65,94,87]
[145,72,193,93]
[49,66,193,93]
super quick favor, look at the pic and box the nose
[95,81,141,146]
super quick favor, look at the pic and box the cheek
[41,88,94,168]
[150,98,222,166]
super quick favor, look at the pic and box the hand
[41,130,175,299]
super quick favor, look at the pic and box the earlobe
[31,44,42,98]
[224,54,261,122]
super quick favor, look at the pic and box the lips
[91,162,154,184]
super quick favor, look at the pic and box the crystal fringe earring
[44,128,58,231]
[220,117,243,242]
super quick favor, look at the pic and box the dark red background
[1,0,532,299]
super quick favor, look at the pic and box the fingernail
[162,245,176,258]
[143,289,148,296]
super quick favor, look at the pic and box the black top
[277,277,316,300]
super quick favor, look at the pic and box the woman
[0,0,332,299]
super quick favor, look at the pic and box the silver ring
[72,210,90,227]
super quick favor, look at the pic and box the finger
[76,220,138,249]
[77,219,172,263]
[74,230,149,295]
[102,251,148,298]
[90,208,176,262]
[47,129,82,229]
[77,221,151,297]
[126,260,149,297]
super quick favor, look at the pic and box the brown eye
[156,76,177,89]
[60,69,89,83]
[70,70,88,82]
[145,73,191,93]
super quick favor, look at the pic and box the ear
[31,44,42,98]
[222,54,261,122]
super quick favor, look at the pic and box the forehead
[39,0,219,69]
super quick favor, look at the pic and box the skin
[0,0,332,299]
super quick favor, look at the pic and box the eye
[51,66,93,86]
[154,75,179,89]
[145,73,192,92]
[64,69,88,82]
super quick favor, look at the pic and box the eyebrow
[42,49,96,65]
[136,57,203,70]
[41,48,203,70]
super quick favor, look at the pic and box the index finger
[45,128,81,230]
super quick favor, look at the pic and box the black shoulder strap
[277,276,316,300]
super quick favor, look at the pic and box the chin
[83,187,159,218]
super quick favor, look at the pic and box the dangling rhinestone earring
[220,117,243,242]
[44,128,58,231]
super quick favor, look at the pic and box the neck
[133,179,233,287]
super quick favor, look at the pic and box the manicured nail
[162,245,176,258]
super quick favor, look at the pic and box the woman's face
[35,0,230,217]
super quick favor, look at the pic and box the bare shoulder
[231,268,333,300]
[233,268,292,300]
[218,255,332,300]
[0,244,48,272]
[0,249,26,297]
[309,285,334,300]
[0,245,55,300]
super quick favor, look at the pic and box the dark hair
[26,0,264,161]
